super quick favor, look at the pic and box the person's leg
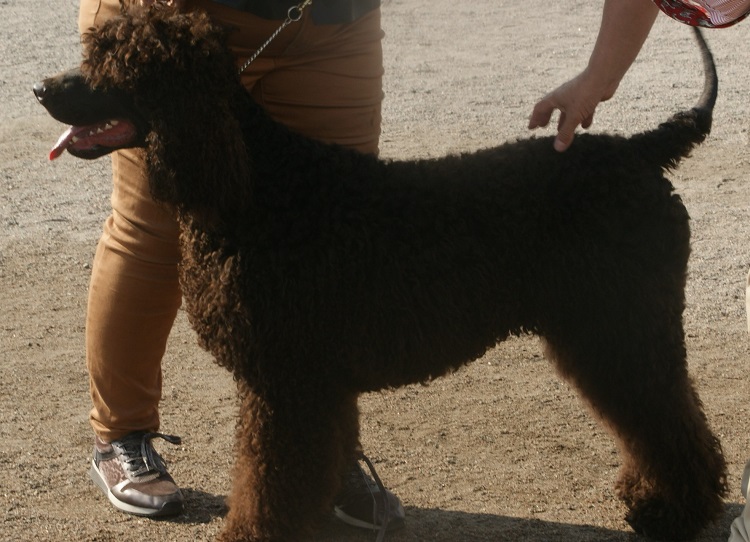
[190,0,402,531]
[87,149,183,441]
[85,148,186,516]
[80,0,185,517]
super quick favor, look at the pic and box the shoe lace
[112,432,182,481]
[348,453,390,542]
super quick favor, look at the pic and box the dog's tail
[630,27,717,171]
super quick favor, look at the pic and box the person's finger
[553,133,574,153]
[528,98,555,130]
[581,112,594,130]
[553,112,579,152]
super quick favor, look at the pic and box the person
[79,0,405,531]
[528,1,750,540]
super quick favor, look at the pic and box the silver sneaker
[333,454,405,532]
[89,431,183,517]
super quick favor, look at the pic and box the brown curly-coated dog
[34,5,727,541]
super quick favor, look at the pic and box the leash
[237,0,313,75]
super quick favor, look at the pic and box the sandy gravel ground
[3,0,750,540]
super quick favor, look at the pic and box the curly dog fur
[35,6,727,541]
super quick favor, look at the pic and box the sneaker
[89,431,183,517]
[333,454,405,532]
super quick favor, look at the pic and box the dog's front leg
[218,380,360,542]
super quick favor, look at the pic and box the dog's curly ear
[128,11,248,220]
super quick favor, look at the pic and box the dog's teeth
[110,120,119,126]
[96,128,104,134]
[71,136,79,143]
[105,123,113,130]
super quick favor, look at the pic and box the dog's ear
[139,15,249,223]
[146,100,251,227]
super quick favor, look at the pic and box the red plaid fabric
[652,0,750,27]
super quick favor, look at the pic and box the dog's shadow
[168,487,228,525]
[310,503,745,542]
[311,510,631,541]
[166,491,742,541]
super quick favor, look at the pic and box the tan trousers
[79,0,384,441]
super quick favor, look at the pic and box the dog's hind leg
[218,381,360,542]
[543,308,727,541]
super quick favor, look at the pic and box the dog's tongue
[49,126,76,160]
[48,120,135,160]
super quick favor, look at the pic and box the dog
[34,6,726,541]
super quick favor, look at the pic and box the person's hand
[528,0,658,152]
[139,0,187,10]
[528,69,617,152]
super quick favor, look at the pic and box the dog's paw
[625,496,710,542]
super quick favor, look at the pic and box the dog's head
[34,6,239,161]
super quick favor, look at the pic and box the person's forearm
[585,0,659,91]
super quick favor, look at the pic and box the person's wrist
[579,66,619,103]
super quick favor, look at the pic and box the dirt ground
[3,0,750,540]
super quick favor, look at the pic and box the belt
[211,0,380,24]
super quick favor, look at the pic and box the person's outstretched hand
[528,69,617,152]
[528,0,658,152]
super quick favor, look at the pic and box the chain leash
[237,0,313,75]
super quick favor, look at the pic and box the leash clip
[287,0,313,22]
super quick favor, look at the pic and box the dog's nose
[33,81,47,102]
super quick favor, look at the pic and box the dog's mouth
[33,70,143,161]
[49,119,138,160]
